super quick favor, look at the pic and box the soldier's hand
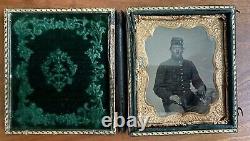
[169,95,181,105]
[197,85,207,103]
[197,85,206,95]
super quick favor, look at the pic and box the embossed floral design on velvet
[13,16,107,128]
[41,49,78,92]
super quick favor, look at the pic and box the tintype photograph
[127,6,237,136]
[146,28,218,116]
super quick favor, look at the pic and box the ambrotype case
[127,6,237,136]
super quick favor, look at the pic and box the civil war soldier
[153,37,209,114]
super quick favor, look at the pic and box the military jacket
[153,59,205,100]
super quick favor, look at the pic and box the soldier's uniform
[153,37,207,113]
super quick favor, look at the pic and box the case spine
[115,11,127,132]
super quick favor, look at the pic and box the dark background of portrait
[145,27,215,116]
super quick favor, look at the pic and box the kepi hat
[171,37,184,47]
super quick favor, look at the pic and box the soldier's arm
[153,64,172,99]
[190,61,206,91]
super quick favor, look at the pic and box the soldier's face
[170,45,184,59]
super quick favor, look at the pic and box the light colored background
[145,26,215,115]
[0,0,250,141]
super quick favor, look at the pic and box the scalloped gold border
[135,15,228,127]
[4,8,116,135]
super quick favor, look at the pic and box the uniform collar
[166,57,184,66]
[170,57,183,63]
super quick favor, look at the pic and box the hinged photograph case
[4,6,238,136]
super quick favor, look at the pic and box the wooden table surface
[0,0,249,140]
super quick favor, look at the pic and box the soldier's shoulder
[159,59,172,66]
[183,59,194,65]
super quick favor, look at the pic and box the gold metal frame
[136,15,227,126]
[127,6,237,136]
[4,8,116,135]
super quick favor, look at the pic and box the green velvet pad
[10,12,111,130]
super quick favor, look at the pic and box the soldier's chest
[164,65,192,81]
